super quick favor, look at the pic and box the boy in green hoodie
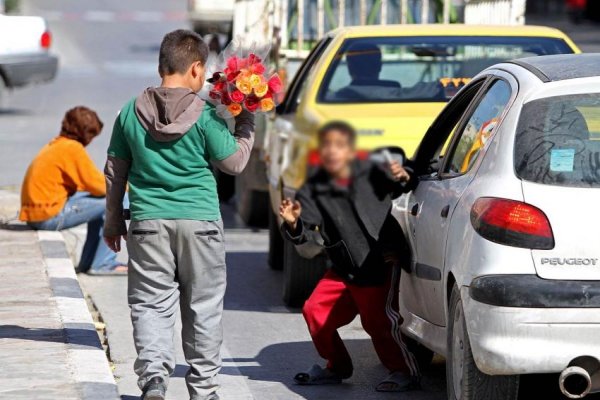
[103,30,254,400]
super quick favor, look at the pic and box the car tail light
[470,197,554,250]
[41,31,52,49]
[306,149,370,167]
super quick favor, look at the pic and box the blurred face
[318,129,356,177]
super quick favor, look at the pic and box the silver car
[392,54,600,400]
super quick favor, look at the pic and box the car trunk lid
[523,182,600,280]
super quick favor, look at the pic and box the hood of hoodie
[134,87,205,142]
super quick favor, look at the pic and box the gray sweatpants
[127,219,226,400]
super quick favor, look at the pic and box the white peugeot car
[392,53,600,400]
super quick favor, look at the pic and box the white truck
[188,0,236,37]
[0,12,58,102]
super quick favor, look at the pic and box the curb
[37,230,120,400]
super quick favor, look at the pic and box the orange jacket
[19,136,106,222]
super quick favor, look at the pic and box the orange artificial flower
[228,102,243,117]
[236,78,252,95]
[260,97,275,112]
[254,82,269,97]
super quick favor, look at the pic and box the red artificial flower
[226,71,240,82]
[250,62,266,75]
[209,90,221,100]
[244,94,260,112]
[227,56,240,72]
[268,75,283,93]
[213,81,225,92]
[247,53,261,65]
[221,91,232,105]
[231,90,245,103]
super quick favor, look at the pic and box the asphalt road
[4,1,600,399]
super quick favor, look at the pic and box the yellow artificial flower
[260,98,275,112]
[254,82,269,98]
[236,78,252,95]
[228,103,243,117]
[249,74,262,87]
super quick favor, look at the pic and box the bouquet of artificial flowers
[205,41,283,118]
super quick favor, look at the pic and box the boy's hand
[104,235,126,253]
[279,198,302,229]
[389,160,410,183]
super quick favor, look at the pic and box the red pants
[302,267,419,378]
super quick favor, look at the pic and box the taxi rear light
[470,197,554,250]
[307,149,370,167]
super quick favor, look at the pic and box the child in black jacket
[280,121,420,392]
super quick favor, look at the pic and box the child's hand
[389,161,410,183]
[104,235,126,253]
[279,198,302,229]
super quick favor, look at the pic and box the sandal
[294,365,344,385]
[87,264,128,276]
[376,371,420,392]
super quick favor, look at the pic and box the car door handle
[441,205,450,218]
[410,203,419,216]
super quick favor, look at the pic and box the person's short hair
[346,43,382,78]
[159,29,209,76]
[60,106,103,146]
[317,121,357,147]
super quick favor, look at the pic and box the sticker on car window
[550,149,576,172]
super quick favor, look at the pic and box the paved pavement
[0,194,118,400]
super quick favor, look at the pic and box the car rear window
[318,36,574,104]
[515,93,600,187]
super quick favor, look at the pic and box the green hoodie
[107,89,238,222]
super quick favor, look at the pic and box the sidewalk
[0,190,119,400]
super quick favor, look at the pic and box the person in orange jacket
[19,106,127,274]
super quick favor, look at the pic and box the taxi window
[317,36,572,104]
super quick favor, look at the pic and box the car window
[445,80,511,175]
[280,38,331,114]
[515,93,600,188]
[412,79,487,177]
[317,36,572,104]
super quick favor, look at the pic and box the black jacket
[282,160,410,286]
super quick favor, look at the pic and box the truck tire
[282,239,327,307]
[215,169,235,202]
[237,187,269,227]
[0,75,6,110]
[446,284,519,400]
[235,152,269,228]
[404,335,434,372]
[268,210,283,270]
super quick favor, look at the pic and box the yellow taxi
[264,24,580,306]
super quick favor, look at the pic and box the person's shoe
[142,377,166,400]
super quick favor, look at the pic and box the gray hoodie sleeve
[211,110,255,176]
[104,156,130,236]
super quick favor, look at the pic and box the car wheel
[282,239,327,307]
[268,210,283,270]
[404,335,434,372]
[447,284,519,400]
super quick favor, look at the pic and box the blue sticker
[550,149,575,172]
